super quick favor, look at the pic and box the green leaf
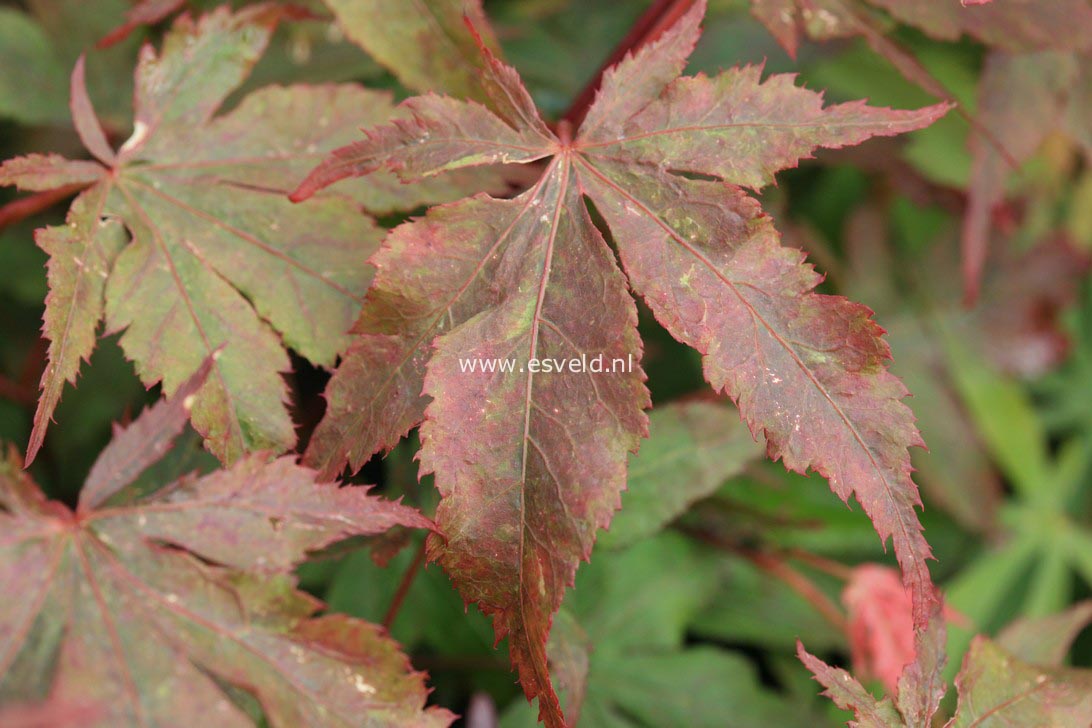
[600,400,763,550]
[322,0,502,104]
[25,0,147,128]
[942,331,1050,499]
[0,7,67,123]
[504,534,810,728]
[691,557,845,652]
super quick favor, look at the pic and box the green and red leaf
[0,6,494,465]
[296,1,947,722]
[0,370,448,728]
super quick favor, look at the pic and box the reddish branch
[383,540,428,630]
[783,547,854,581]
[743,550,849,633]
[1,337,47,407]
[561,0,698,127]
[681,523,849,632]
[0,184,89,233]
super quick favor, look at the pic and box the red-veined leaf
[79,354,217,510]
[296,1,946,721]
[26,185,125,469]
[798,643,904,728]
[799,602,946,728]
[0,386,448,727]
[997,601,1092,667]
[97,0,186,48]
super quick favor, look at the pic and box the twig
[413,654,510,673]
[742,549,848,633]
[561,0,698,127]
[0,184,90,232]
[681,523,848,632]
[783,547,855,581]
[0,338,46,408]
[383,540,427,630]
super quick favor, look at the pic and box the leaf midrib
[85,533,386,725]
[115,183,246,458]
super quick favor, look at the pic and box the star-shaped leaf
[0,5,492,466]
[0,361,451,728]
[293,2,948,724]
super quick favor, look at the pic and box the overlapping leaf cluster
[14,0,1074,725]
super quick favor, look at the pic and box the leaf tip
[23,420,48,469]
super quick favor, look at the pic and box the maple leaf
[747,0,963,107]
[0,361,450,727]
[748,0,1092,235]
[293,2,947,723]
[0,5,493,467]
